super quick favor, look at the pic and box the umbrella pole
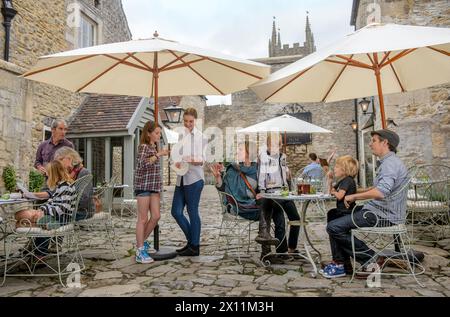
[154,54,159,123]
[374,55,387,129]
[153,53,160,250]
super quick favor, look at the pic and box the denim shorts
[135,190,159,197]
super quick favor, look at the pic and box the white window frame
[43,125,52,141]
[78,12,97,48]
[68,1,103,49]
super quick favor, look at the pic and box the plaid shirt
[134,143,162,192]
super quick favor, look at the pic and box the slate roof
[68,94,182,134]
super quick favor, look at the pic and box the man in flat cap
[323,129,408,278]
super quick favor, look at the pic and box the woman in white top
[170,108,206,256]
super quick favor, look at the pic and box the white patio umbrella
[250,23,450,128]
[23,32,270,122]
[237,114,332,134]
[237,114,332,153]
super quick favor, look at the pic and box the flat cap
[371,129,400,150]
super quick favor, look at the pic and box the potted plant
[2,165,17,193]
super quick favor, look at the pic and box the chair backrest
[217,190,259,221]
[72,174,94,218]
[407,164,450,213]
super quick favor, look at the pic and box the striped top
[39,181,77,218]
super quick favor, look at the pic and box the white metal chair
[76,176,117,259]
[215,191,260,264]
[1,174,92,287]
[406,164,450,245]
[350,167,425,286]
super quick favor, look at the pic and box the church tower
[268,13,316,58]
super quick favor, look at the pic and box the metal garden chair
[215,191,260,264]
[76,175,117,259]
[349,167,425,286]
[406,164,450,245]
[1,174,92,287]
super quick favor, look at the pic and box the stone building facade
[205,16,357,178]
[0,0,131,190]
[351,0,450,172]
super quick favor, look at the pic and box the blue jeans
[171,180,204,247]
[326,206,377,264]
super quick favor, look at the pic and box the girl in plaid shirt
[134,121,168,264]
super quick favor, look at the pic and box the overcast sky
[121,0,355,105]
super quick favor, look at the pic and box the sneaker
[321,264,346,279]
[319,262,338,276]
[135,247,154,264]
[143,241,152,252]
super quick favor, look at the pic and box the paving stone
[293,290,322,297]
[0,279,41,296]
[109,257,136,269]
[413,245,450,258]
[384,289,419,297]
[264,275,289,287]
[217,274,255,282]
[94,271,123,280]
[333,290,390,297]
[79,284,141,297]
[215,279,239,288]
[145,265,177,277]
[415,289,446,297]
[189,255,223,263]
[191,278,215,286]
[283,270,304,280]
[258,283,287,292]
[251,290,293,297]
[286,277,332,289]
[437,239,450,250]
[121,263,153,274]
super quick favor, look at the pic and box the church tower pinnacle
[305,12,316,54]
[269,16,278,57]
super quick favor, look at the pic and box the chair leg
[350,231,357,283]
[398,233,424,287]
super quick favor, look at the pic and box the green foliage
[2,165,17,193]
[29,170,45,192]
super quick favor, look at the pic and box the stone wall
[0,0,131,190]
[353,0,450,167]
[0,60,33,187]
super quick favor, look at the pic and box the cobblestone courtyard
[1,186,449,297]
